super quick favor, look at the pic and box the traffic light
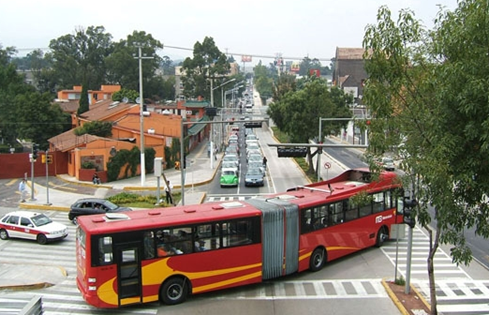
[205,107,217,117]
[277,147,308,158]
[32,144,39,160]
[47,155,53,164]
[403,198,418,228]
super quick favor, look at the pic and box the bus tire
[309,247,326,272]
[0,229,9,240]
[37,234,47,245]
[160,277,189,305]
[375,226,388,247]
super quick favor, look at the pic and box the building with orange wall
[48,97,211,181]
[57,85,121,106]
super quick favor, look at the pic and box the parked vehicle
[0,211,68,244]
[69,198,132,225]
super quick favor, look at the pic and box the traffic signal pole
[45,149,51,206]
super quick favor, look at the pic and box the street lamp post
[134,45,153,186]
[214,78,236,151]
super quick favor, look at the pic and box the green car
[220,168,239,187]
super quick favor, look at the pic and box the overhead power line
[14,45,333,62]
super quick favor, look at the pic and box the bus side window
[330,202,344,225]
[372,192,385,214]
[301,209,312,234]
[143,231,155,259]
[345,201,359,222]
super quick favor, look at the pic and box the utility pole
[134,45,154,186]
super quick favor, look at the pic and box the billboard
[290,61,300,72]
[310,69,320,77]
[241,55,252,62]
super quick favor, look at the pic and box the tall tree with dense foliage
[14,92,71,149]
[47,26,113,90]
[105,30,164,100]
[268,78,352,174]
[253,61,273,103]
[363,2,489,314]
[0,46,34,145]
[181,37,230,101]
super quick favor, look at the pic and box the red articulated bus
[76,168,404,308]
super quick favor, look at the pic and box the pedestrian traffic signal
[277,147,308,158]
[403,198,417,228]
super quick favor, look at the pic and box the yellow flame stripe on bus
[98,259,263,306]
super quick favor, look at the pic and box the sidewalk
[19,139,221,211]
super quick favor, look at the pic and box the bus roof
[262,168,400,207]
[78,200,263,234]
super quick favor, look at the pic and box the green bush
[81,161,96,169]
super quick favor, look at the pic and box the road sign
[324,162,331,169]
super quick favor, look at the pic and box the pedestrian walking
[263,156,268,169]
[19,178,27,202]
[165,180,174,205]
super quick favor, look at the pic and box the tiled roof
[48,130,107,152]
[78,99,138,121]
[55,100,79,113]
[336,48,366,60]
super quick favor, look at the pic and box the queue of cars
[220,123,266,187]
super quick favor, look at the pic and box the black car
[68,198,131,224]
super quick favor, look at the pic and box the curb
[19,203,70,212]
[381,278,431,315]
[0,262,68,290]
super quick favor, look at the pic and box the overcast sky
[1,0,458,65]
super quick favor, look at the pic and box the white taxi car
[0,211,68,244]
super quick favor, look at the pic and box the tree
[363,2,489,314]
[268,78,352,174]
[105,30,164,100]
[112,88,139,102]
[47,26,113,90]
[253,61,273,102]
[0,46,36,145]
[181,37,230,100]
[298,57,323,77]
[73,121,112,137]
[14,92,71,149]
[77,83,89,115]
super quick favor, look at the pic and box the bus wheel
[37,234,47,245]
[309,247,326,272]
[160,277,189,305]
[0,229,9,240]
[375,227,388,247]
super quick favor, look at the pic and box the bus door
[115,242,142,306]
[247,199,299,280]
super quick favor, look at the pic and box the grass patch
[107,191,181,208]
